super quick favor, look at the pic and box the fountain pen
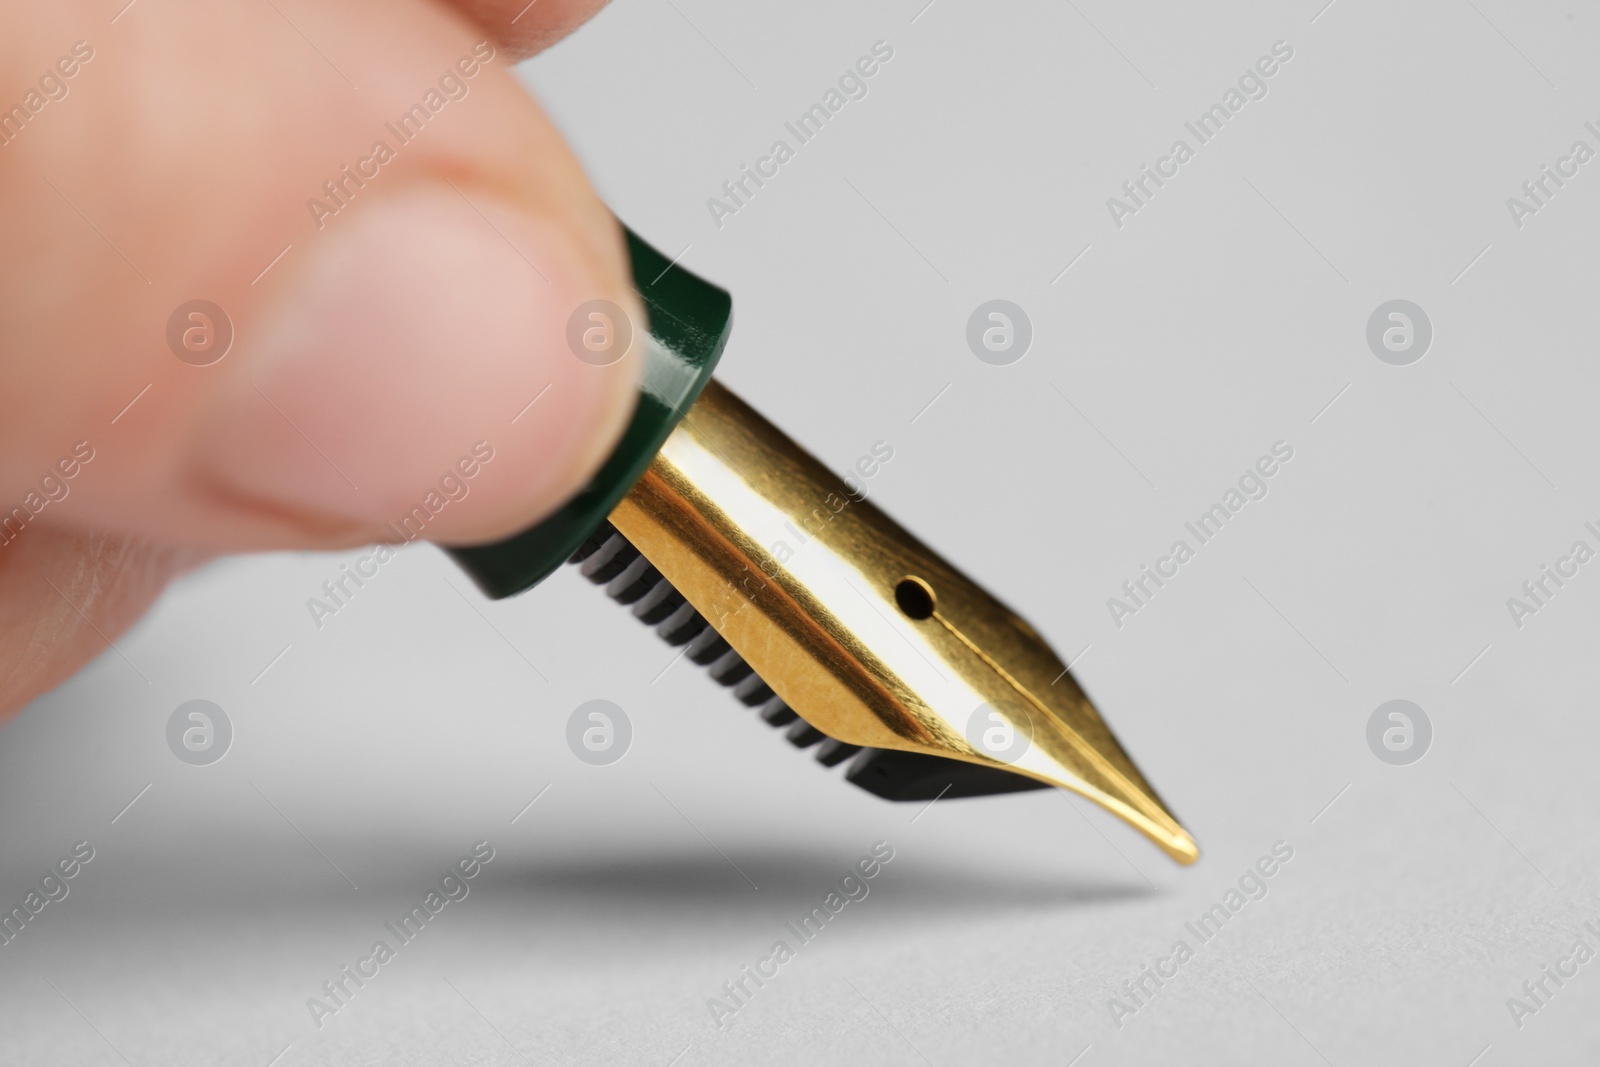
[447,228,1199,866]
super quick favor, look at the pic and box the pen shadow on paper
[54,830,1161,944]
[482,846,1157,926]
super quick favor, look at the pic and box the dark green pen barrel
[445,227,732,599]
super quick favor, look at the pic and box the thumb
[4,0,642,552]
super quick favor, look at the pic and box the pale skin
[0,0,641,715]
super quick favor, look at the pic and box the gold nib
[610,379,1199,865]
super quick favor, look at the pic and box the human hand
[0,0,641,715]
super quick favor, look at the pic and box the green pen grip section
[445,227,732,599]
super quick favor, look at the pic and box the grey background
[5,0,1600,1063]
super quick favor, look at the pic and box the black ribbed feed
[568,523,1049,801]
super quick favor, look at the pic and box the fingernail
[192,184,640,543]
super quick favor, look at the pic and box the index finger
[442,0,613,59]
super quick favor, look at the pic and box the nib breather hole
[894,576,936,620]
